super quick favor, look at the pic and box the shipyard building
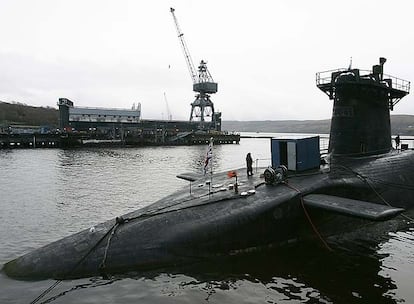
[57,98,233,145]
[58,98,141,130]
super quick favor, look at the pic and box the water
[0,134,413,304]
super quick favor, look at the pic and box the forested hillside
[0,101,58,126]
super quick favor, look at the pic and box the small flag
[227,170,237,178]
[203,138,213,175]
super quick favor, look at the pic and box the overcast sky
[0,0,413,121]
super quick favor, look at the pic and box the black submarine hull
[3,149,414,280]
[4,58,413,280]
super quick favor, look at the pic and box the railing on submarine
[315,68,411,93]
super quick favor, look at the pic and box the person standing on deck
[246,152,253,176]
[395,135,401,150]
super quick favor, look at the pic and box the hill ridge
[1,101,414,135]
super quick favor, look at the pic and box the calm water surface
[0,135,413,304]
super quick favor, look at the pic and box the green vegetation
[0,101,58,126]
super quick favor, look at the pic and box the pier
[0,133,61,149]
[0,131,240,149]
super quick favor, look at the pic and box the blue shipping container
[271,136,320,171]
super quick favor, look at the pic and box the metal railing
[255,158,271,173]
[316,68,410,94]
[316,68,345,86]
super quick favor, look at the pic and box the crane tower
[170,7,219,127]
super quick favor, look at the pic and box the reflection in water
[379,229,414,301]
[23,239,407,304]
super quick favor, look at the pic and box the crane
[170,7,218,125]
[169,7,197,84]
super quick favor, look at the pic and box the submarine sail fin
[303,194,404,221]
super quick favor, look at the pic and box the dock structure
[0,131,239,149]
[49,98,239,148]
[0,99,239,149]
[0,133,61,149]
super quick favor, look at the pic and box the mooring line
[30,220,119,304]
[283,182,333,251]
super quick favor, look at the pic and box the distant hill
[390,115,414,135]
[0,101,58,126]
[222,120,331,134]
[1,101,413,135]
[222,115,414,136]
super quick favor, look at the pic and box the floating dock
[0,130,239,149]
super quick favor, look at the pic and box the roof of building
[69,107,140,117]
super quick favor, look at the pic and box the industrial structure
[53,97,238,147]
[0,9,241,149]
[41,8,233,147]
[58,98,141,131]
[170,7,220,130]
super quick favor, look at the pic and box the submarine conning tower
[316,57,410,156]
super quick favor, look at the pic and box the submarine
[3,58,413,280]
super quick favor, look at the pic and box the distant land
[1,101,414,135]
[0,101,58,126]
[221,116,414,136]
[222,120,331,134]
